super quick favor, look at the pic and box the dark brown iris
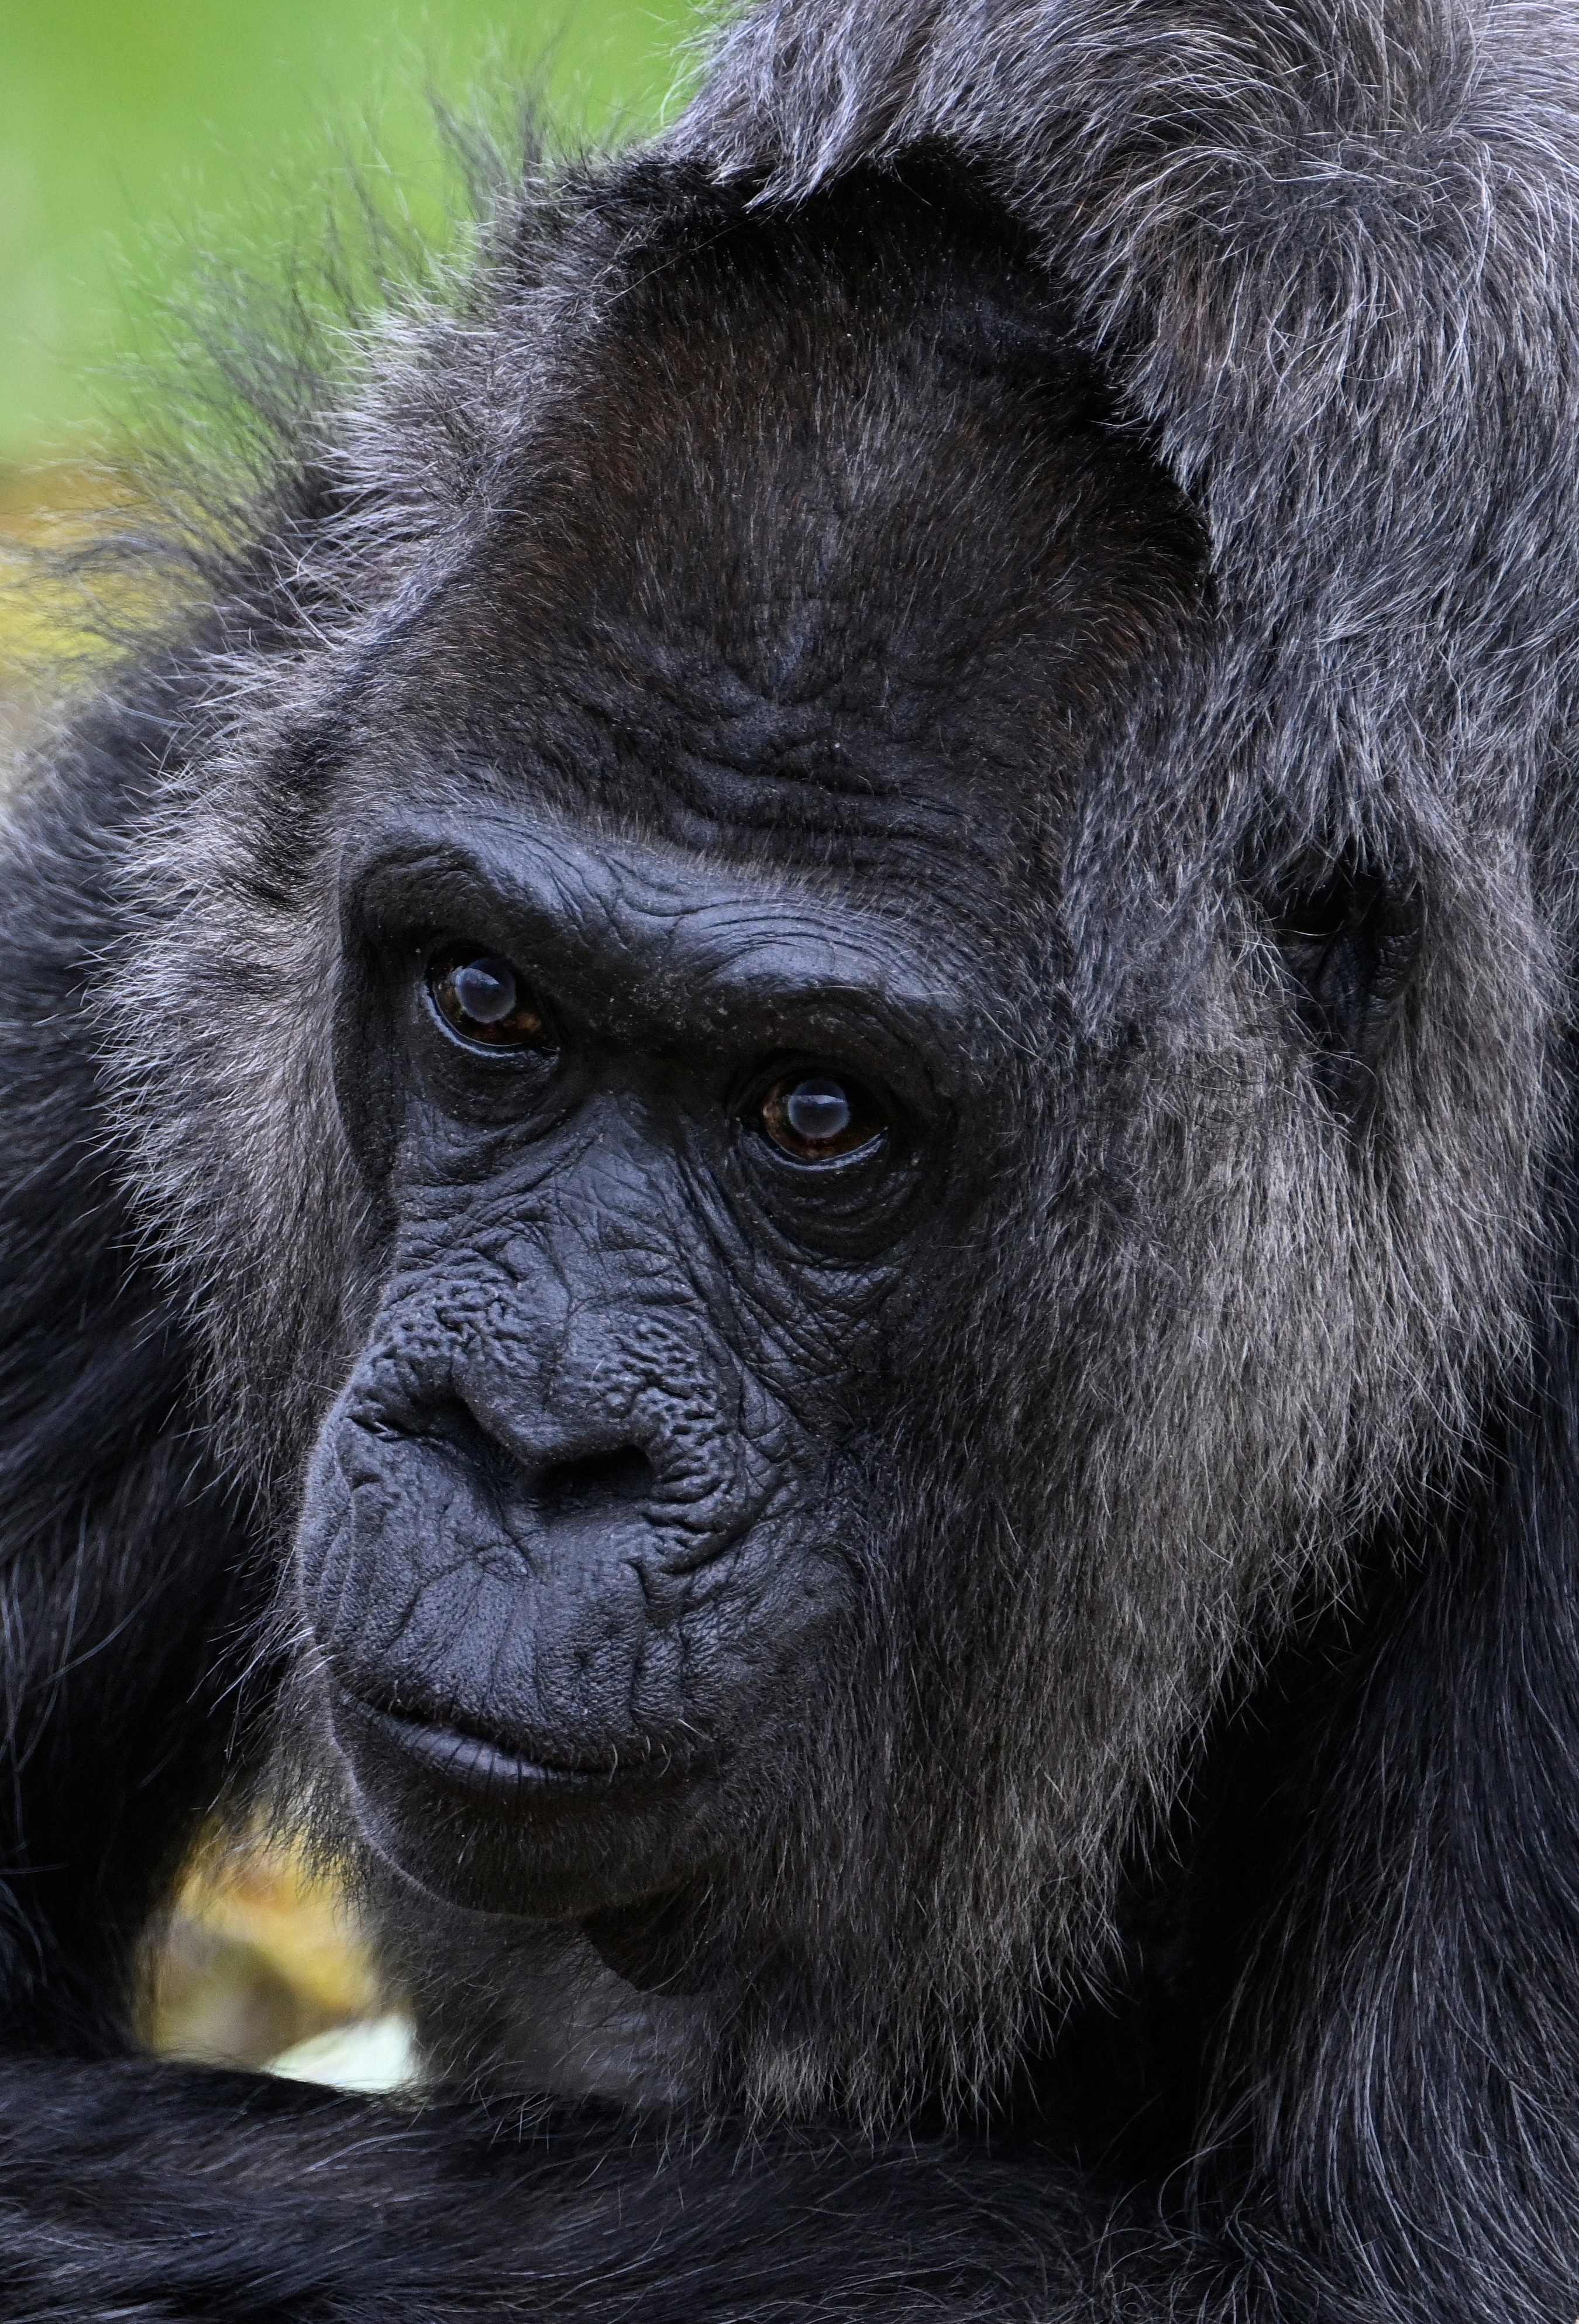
[756,1071,886,1163]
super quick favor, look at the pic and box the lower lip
[349,1702,637,1805]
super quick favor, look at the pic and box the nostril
[536,1445,656,1522]
[398,1396,522,1500]
[415,1396,477,1445]
[370,1397,658,1524]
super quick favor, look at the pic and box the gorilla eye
[754,1070,887,1165]
[426,947,552,1052]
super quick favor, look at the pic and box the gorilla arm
[0,684,256,2048]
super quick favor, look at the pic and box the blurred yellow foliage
[0,464,162,713]
[146,1837,384,2074]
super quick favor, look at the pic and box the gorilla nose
[415,1393,659,1538]
[353,1316,758,1578]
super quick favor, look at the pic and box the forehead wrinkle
[462,616,1019,866]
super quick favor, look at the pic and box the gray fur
[101,0,1567,2119]
[2,2,1579,2314]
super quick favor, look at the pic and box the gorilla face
[304,811,992,1923]
[280,181,1196,1992]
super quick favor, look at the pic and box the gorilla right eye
[754,1069,889,1165]
[425,948,553,1052]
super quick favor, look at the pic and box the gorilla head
[15,4,1579,2314]
[105,157,1540,2125]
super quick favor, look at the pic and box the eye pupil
[756,1069,885,1164]
[453,958,518,1025]
[784,1077,853,1145]
[427,948,550,1051]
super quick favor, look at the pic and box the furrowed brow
[342,812,979,1087]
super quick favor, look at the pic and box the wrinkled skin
[313,818,979,1929]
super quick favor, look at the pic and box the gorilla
[3,0,1579,2315]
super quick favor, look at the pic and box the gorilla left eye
[426,947,553,1051]
[752,1070,887,1165]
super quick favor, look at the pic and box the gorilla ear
[1262,856,1423,1110]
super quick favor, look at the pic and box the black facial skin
[305,816,987,1924]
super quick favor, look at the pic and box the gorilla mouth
[326,1682,728,1920]
[336,1691,703,1809]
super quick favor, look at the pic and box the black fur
[5,1,1579,2316]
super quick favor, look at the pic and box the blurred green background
[1,0,701,468]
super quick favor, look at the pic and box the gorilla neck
[395,1906,715,2109]
[477,1931,710,2109]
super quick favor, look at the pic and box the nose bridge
[434,1179,754,1541]
[462,1279,713,1464]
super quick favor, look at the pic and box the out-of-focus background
[1,0,698,2089]
[2,0,697,462]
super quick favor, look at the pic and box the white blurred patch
[270,2012,421,2094]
